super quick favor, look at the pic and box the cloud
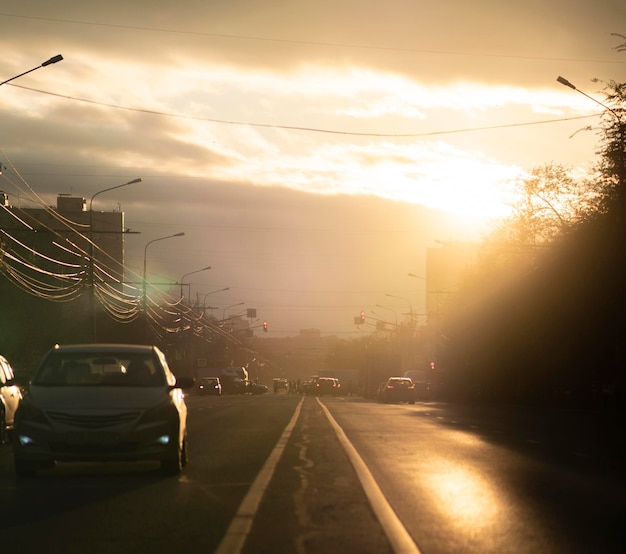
[0,1,623,336]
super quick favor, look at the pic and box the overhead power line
[7,82,599,137]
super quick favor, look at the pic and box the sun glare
[165,62,544,235]
[427,456,502,531]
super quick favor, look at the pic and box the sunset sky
[0,2,624,337]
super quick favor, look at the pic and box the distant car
[315,377,338,396]
[378,377,416,404]
[403,370,432,400]
[0,355,22,445]
[301,377,318,394]
[249,382,268,395]
[198,377,222,396]
[12,344,195,477]
[272,378,288,393]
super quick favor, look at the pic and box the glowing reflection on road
[424,432,503,532]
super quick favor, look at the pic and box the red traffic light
[263,320,268,332]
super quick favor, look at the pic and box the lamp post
[385,293,414,323]
[0,54,63,87]
[142,232,185,312]
[222,302,245,322]
[89,178,142,213]
[200,287,229,310]
[179,266,211,300]
[408,272,427,324]
[88,178,142,341]
[557,76,621,120]
[375,303,398,326]
[557,75,625,197]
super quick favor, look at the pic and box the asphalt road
[322,397,626,553]
[1,392,624,553]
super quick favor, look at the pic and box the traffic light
[263,320,268,332]
[360,311,366,323]
[430,361,436,370]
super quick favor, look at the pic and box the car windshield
[32,351,164,387]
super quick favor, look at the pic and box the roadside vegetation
[440,49,626,408]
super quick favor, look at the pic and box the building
[0,192,128,351]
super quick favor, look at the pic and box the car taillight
[408,385,415,390]
[386,385,394,389]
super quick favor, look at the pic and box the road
[1,392,624,553]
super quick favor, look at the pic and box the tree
[443,61,626,405]
[589,78,626,215]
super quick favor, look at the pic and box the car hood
[27,385,169,411]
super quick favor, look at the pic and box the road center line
[215,397,304,554]
[316,397,422,554]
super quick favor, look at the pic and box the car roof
[49,344,157,354]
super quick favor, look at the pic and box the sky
[0,1,624,337]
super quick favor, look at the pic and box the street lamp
[202,287,229,305]
[385,293,415,323]
[376,303,398,325]
[179,266,211,300]
[0,54,63,86]
[88,178,142,341]
[557,76,621,121]
[89,178,142,212]
[557,75,625,194]
[408,272,426,324]
[222,302,244,322]
[142,232,185,311]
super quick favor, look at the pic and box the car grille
[48,440,140,455]
[46,410,141,429]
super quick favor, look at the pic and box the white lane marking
[316,397,422,554]
[215,396,304,554]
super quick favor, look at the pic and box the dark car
[12,344,195,477]
[0,355,22,445]
[198,376,222,396]
[249,382,269,395]
[315,377,338,396]
[403,370,432,400]
[378,377,416,404]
